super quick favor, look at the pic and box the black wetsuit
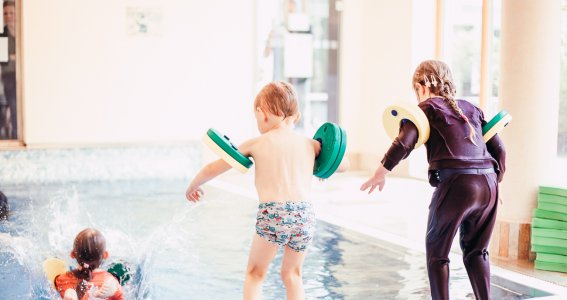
[381,97,506,300]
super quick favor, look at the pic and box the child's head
[254,81,300,131]
[412,59,457,100]
[71,228,108,297]
[413,59,478,145]
[72,228,107,269]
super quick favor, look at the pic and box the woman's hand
[360,164,390,194]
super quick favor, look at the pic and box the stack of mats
[531,186,567,273]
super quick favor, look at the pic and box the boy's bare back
[241,127,320,203]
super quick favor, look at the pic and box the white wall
[19,0,436,176]
[499,0,562,223]
[339,0,430,173]
[21,0,256,146]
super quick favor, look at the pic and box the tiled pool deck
[213,170,567,299]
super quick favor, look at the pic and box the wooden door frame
[0,0,24,148]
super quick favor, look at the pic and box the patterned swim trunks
[255,201,315,252]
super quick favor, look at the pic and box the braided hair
[71,228,106,299]
[412,60,478,146]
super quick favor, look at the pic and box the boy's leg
[244,234,279,300]
[280,246,307,300]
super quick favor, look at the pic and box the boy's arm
[186,159,231,202]
[235,137,256,158]
[311,136,350,173]
[186,137,256,202]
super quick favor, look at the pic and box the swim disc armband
[382,103,430,149]
[313,122,347,179]
[204,125,346,178]
[383,102,512,147]
[43,258,131,287]
[482,110,512,142]
[203,129,253,173]
[107,261,132,285]
[43,258,69,287]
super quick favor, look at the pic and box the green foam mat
[539,186,567,198]
[532,227,567,240]
[531,236,567,248]
[538,193,567,206]
[532,244,567,256]
[536,253,567,264]
[533,209,567,222]
[532,217,567,230]
[537,202,567,215]
[534,260,567,273]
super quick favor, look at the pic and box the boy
[186,80,347,300]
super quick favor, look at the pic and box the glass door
[256,0,340,133]
[0,0,20,144]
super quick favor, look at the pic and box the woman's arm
[360,163,390,194]
[360,121,418,194]
[380,121,419,170]
[486,134,506,182]
[480,108,506,182]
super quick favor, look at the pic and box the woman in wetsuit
[361,59,506,300]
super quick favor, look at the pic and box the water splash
[0,179,547,299]
[132,203,202,299]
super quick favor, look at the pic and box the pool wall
[0,144,201,184]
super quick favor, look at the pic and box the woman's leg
[280,246,307,300]
[426,175,472,300]
[459,174,498,300]
[243,234,279,300]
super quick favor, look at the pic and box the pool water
[0,178,552,299]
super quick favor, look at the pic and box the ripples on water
[0,179,545,299]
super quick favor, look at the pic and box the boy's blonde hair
[254,81,299,118]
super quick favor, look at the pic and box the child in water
[54,228,124,300]
[186,80,348,300]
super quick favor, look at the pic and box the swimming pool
[0,174,553,299]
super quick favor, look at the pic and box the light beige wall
[339,0,433,174]
[499,0,562,223]
[21,0,256,146]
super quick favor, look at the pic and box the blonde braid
[442,95,478,146]
[413,60,479,146]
